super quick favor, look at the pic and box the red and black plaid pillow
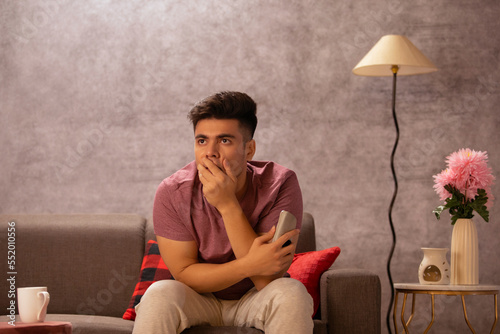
[123,241,340,320]
[122,240,173,320]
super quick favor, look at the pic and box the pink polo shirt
[153,160,303,299]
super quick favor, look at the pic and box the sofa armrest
[320,268,381,334]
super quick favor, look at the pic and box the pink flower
[447,149,495,201]
[433,148,495,206]
[433,168,456,201]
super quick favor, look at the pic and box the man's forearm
[218,203,288,289]
[218,202,258,258]
[174,258,250,294]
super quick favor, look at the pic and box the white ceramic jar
[418,248,450,285]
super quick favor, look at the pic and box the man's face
[194,118,255,180]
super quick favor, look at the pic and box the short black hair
[188,91,257,140]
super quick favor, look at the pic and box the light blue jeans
[133,278,314,334]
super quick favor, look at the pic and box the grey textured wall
[1,1,499,332]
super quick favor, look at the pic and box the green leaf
[434,184,491,224]
[470,189,490,222]
[433,205,445,220]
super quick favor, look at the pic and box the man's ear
[245,139,256,161]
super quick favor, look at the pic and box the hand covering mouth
[204,158,224,171]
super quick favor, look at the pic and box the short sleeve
[153,180,195,241]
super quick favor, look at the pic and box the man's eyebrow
[216,133,236,139]
[194,134,236,139]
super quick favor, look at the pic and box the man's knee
[267,278,308,295]
[133,280,188,333]
[257,278,314,331]
[265,278,312,308]
[140,280,187,308]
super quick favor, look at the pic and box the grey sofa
[0,213,381,333]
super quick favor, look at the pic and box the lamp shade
[352,35,437,76]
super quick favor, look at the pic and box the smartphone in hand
[272,210,297,247]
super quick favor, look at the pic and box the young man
[133,91,313,333]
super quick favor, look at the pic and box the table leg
[405,293,416,328]
[394,292,399,334]
[423,294,435,334]
[401,293,410,333]
[461,295,476,333]
[490,294,498,334]
[398,293,417,333]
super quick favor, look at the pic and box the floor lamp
[352,35,437,334]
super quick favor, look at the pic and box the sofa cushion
[123,240,172,320]
[288,246,341,315]
[124,241,340,320]
[0,214,147,318]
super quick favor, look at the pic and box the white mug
[17,287,50,323]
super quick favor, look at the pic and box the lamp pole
[387,64,399,334]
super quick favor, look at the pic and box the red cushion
[288,246,341,315]
[123,240,340,320]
